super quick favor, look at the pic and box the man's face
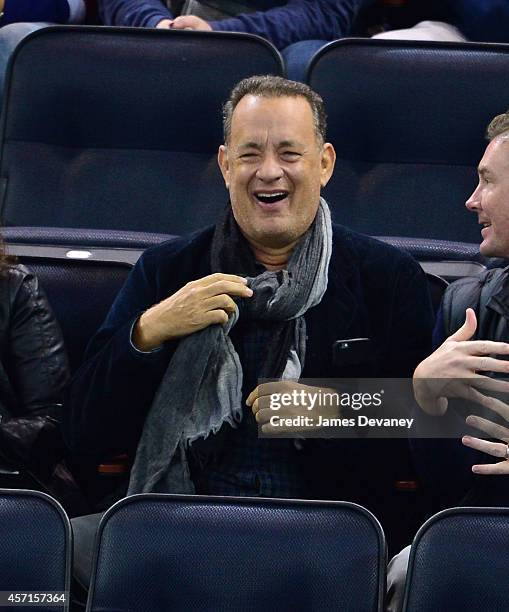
[218,95,335,249]
[466,136,509,257]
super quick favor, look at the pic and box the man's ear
[320,143,336,188]
[218,145,230,189]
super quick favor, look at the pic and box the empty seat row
[0,27,506,247]
[2,488,508,612]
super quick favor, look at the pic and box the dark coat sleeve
[99,0,172,27]
[210,0,371,50]
[64,249,177,463]
[6,268,70,417]
[1,0,72,24]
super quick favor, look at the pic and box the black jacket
[411,266,509,510]
[0,264,70,417]
[66,224,434,462]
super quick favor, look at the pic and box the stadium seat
[87,494,386,612]
[377,236,486,281]
[3,227,174,251]
[377,236,481,263]
[308,39,509,243]
[403,507,509,611]
[10,247,137,373]
[0,26,283,237]
[0,489,71,610]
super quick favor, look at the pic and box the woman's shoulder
[1,262,34,282]
[0,263,41,308]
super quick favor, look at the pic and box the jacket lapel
[303,227,362,377]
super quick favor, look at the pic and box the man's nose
[256,153,283,182]
[465,183,481,212]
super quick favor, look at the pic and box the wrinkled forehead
[229,94,317,144]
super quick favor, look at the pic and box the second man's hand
[413,308,509,416]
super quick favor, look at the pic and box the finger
[156,18,172,28]
[460,340,509,356]
[202,309,229,327]
[201,280,253,299]
[246,386,259,407]
[255,408,272,425]
[462,435,508,458]
[466,414,509,442]
[172,16,189,26]
[203,294,237,314]
[260,419,315,436]
[247,382,293,408]
[472,461,509,475]
[471,377,509,395]
[440,384,509,420]
[454,385,509,416]
[253,381,295,398]
[250,398,259,414]
[469,392,509,422]
[195,273,249,287]
[260,422,288,436]
[448,308,477,342]
[469,356,509,374]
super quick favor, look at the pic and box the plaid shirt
[190,317,308,499]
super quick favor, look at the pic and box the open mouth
[253,191,289,205]
[480,222,492,237]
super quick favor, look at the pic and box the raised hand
[133,273,252,351]
[413,308,509,415]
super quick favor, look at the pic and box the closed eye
[281,151,301,160]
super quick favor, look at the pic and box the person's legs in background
[281,39,328,82]
[0,22,51,104]
[386,545,411,612]
[372,20,467,42]
[282,20,467,84]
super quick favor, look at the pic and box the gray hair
[222,75,327,145]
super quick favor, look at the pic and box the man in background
[99,0,372,83]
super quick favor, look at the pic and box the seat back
[0,489,71,608]
[377,236,486,281]
[88,495,385,612]
[403,507,509,611]
[308,39,509,242]
[10,247,136,372]
[0,26,283,235]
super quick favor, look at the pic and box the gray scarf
[127,198,332,494]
